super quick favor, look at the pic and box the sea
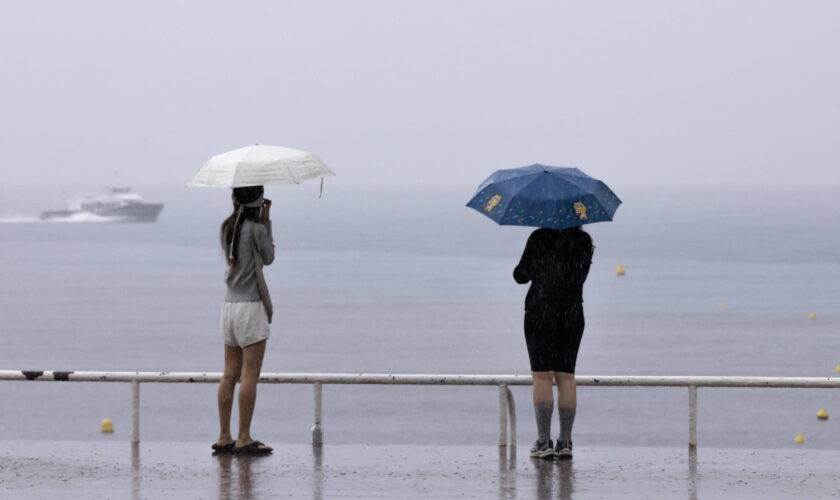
[0,184,838,449]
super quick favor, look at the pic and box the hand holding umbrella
[260,198,272,222]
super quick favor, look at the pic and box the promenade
[2,441,839,499]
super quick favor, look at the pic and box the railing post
[505,386,516,446]
[311,382,323,446]
[131,381,140,445]
[498,384,509,446]
[688,385,697,449]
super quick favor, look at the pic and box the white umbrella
[187,144,335,189]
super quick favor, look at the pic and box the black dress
[513,227,593,373]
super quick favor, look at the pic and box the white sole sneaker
[529,448,556,459]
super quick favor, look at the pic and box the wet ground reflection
[529,458,574,500]
[499,446,517,499]
[688,448,697,500]
[214,451,271,499]
[216,454,233,499]
[131,443,140,500]
[312,445,323,500]
[212,447,323,499]
[5,441,835,499]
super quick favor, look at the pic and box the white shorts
[221,301,270,348]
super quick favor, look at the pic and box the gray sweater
[224,220,275,302]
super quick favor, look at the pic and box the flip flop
[211,442,236,455]
[233,440,273,456]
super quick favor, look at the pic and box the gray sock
[558,407,576,442]
[534,403,554,442]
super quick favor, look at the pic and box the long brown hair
[220,186,264,265]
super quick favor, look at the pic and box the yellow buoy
[794,433,805,443]
[809,313,816,320]
[719,302,726,308]
[100,418,114,434]
[835,364,840,373]
[616,264,626,276]
[817,408,829,420]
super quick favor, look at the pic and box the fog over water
[2,1,840,190]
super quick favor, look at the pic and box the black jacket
[513,228,594,309]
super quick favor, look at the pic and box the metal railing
[1,370,838,448]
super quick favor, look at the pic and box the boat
[40,187,164,222]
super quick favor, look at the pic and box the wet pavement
[1,441,839,499]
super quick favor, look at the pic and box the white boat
[40,187,164,222]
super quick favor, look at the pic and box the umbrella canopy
[187,144,334,188]
[466,164,621,229]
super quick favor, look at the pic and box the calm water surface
[1,185,838,448]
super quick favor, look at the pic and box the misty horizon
[2,1,839,191]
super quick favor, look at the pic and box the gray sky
[1,0,839,190]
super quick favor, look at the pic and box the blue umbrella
[466,164,621,229]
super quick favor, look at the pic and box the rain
[1,1,840,498]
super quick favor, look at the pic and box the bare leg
[237,339,268,448]
[532,371,555,404]
[217,345,242,446]
[554,372,576,408]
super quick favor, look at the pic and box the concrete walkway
[1,441,839,499]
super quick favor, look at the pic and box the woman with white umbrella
[214,185,275,455]
[189,144,334,456]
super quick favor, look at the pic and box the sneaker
[555,439,573,460]
[530,439,555,459]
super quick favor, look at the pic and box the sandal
[211,442,236,455]
[233,440,273,456]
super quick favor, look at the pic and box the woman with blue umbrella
[467,164,620,460]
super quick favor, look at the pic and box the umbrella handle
[319,177,324,199]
